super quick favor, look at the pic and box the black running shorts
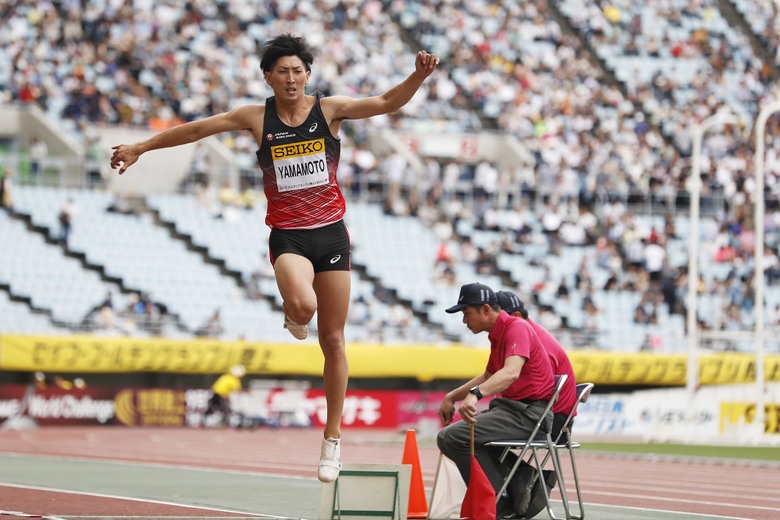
[268,220,351,273]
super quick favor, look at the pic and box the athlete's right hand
[110,144,141,175]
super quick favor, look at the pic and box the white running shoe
[284,315,308,340]
[318,437,342,483]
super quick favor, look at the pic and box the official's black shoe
[508,465,536,517]
[496,491,517,519]
[496,497,517,520]
[521,469,557,518]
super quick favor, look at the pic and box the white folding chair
[523,382,595,520]
[484,374,568,508]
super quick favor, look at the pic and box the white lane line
[581,481,780,503]
[0,510,67,520]
[583,501,750,520]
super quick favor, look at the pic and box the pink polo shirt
[486,311,554,402]
[527,318,577,416]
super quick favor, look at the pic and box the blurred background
[0,0,779,444]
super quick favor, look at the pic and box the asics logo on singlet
[309,122,318,132]
[330,255,341,264]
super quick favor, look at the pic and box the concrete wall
[2,104,532,195]
[0,104,84,156]
[368,128,533,173]
[97,127,237,196]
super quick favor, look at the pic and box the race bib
[271,138,329,192]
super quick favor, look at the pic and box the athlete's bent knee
[286,299,317,325]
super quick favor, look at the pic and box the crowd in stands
[83,290,173,337]
[730,0,780,66]
[0,0,476,145]
[379,0,780,347]
[3,0,780,350]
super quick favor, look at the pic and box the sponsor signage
[568,351,778,386]
[2,335,779,386]
[720,402,780,434]
[0,385,448,429]
[1,384,777,437]
[115,388,187,427]
[271,138,329,191]
[0,386,115,425]
[0,335,487,380]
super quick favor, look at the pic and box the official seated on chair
[436,282,556,518]
[497,290,578,442]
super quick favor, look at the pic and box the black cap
[496,290,525,314]
[445,283,497,313]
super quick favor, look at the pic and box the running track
[0,426,777,519]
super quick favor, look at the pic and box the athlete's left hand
[415,51,440,77]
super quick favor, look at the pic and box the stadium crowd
[2,0,780,350]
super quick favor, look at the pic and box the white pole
[752,100,780,439]
[687,125,703,404]
[686,113,740,406]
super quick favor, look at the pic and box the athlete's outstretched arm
[325,51,439,122]
[110,105,263,175]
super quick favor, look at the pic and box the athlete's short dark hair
[260,33,315,73]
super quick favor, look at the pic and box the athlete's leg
[273,253,317,325]
[312,269,351,440]
[312,269,350,482]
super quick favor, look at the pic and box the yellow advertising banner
[0,335,488,379]
[567,351,780,386]
[720,402,780,434]
[1,334,779,385]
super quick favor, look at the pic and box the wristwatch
[469,385,483,401]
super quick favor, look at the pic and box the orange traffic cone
[402,428,428,519]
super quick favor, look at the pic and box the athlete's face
[265,55,309,100]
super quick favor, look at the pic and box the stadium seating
[0,209,117,326]
[2,0,780,354]
[0,290,65,335]
[147,191,440,344]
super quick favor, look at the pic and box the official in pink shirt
[496,290,577,441]
[436,283,555,517]
[496,290,579,519]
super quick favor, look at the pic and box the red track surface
[0,484,260,519]
[0,426,778,519]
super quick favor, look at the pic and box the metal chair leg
[566,442,585,520]
[534,433,571,520]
